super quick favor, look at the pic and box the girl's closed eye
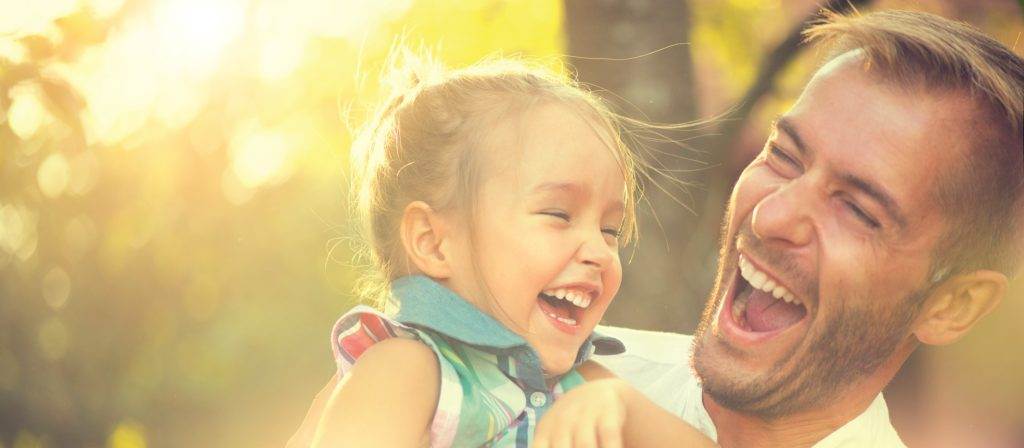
[539,210,571,222]
[539,210,620,241]
[601,228,622,246]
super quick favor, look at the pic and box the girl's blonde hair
[349,50,641,306]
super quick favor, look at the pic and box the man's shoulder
[591,325,698,395]
[595,325,694,364]
[592,325,709,431]
[815,394,907,448]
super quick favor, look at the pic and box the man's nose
[751,182,817,249]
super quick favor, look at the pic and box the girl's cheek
[604,258,624,290]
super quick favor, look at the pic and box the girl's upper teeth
[543,288,592,308]
[738,255,801,305]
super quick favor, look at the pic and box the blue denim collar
[392,275,625,357]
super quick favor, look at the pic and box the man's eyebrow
[774,117,809,157]
[774,116,908,229]
[840,172,909,229]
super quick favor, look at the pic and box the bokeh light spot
[37,316,69,361]
[0,38,28,64]
[258,36,307,82]
[154,0,245,76]
[0,0,76,35]
[64,215,98,263]
[69,151,100,196]
[41,266,71,310]
[107,421,147,448]
[153,83,204,131]
[37,152,71,199]
[220,168,254,205]
[230,128,295,189]
[8,84,52,141]
[0,203,38,263]
[88,0,127,20]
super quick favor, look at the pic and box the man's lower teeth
[732,299,747,321]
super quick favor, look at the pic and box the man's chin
[692,328,808,418]
[695,365,809,418]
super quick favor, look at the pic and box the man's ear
[399,201,453,279]
[913,270,1007,346]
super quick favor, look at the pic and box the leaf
[55,10,110,46]
[18,35,55,61]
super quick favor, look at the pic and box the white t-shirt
[594,325,907,447]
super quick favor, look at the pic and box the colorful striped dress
[331,275,624,447]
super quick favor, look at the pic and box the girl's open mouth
[537,288,592,334]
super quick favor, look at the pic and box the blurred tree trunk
[564,0,704,332]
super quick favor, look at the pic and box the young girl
[289,52,715,448]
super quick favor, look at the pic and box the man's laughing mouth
[720,253,810,343]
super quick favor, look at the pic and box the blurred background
[0,0,1021,446]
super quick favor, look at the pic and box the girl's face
[442,101,626,376]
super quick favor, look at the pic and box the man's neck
[702,391,875,448]
[703,350,908,448]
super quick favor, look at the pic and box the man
[597,9,1023,447]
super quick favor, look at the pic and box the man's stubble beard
[690,217,926,419]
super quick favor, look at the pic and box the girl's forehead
[484,101,620,168]
[466,100,628,212]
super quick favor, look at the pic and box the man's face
[692,53,968,417]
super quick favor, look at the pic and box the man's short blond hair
[805,10,1024,277]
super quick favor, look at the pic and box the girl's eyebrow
[606,200,626,215]
[531,182,586,198]
[532,182,625,214]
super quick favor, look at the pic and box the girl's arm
[534,360,716,448]
[286,372,339,448]
[310,337,440,448]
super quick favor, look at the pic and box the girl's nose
[576,230,615,270]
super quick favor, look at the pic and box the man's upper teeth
[543,288,592,308]
[738,255,801,305]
